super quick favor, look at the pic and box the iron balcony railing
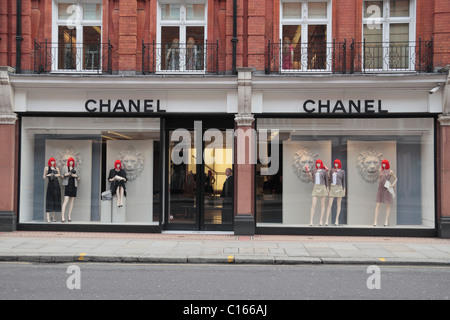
[266,38,433,74]
[350,38,433,73]
[33,39,113,74]
[142,40,219,74]
[32,38,432,75]
[266,39,348,73]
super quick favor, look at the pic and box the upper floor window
[280,0,332,72]
[53,1,103,72]
[362,0,416,71]
[157,0,207,73]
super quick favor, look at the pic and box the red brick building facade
[1,0,450,237]
[2,0,449,73]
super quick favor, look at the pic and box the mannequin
[306,159,329,226]
[373,159,397,226]
[326,159,346,226]
[166,38,180,70]
[282,37,294,70]
[43,157,61,223]
[186,37,198,70]
[61,157,80,222]
[108,160,127,207]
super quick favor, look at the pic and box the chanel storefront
[10,72,448,237]
[252,74,445,237]
[13,75,238,232]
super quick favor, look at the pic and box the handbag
[384,181,395,198]
[101,190,112,200]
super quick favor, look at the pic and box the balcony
[33,39,113,74]
[266,38,433,74]
[266,40,348,73]
[142,41,219,74]
[31,38,433,76]
[350,39,434,73]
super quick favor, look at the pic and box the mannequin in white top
[306,159,329,226]
[325,159,346,226]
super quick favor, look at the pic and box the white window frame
[52,0,103,73]
[362,0,416,71]
[279,0,332,72]
[156,0,208,74]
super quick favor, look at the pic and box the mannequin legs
[374,202,391,226]
[45,212,56,223]
[319,197,326,225]
[325,197,333,226]
[310,196,326,226]
[310,197,317,226]
[385,204,391,226]
[325,197,342,226]
[62,196,75,222]
[335,198,342,225]
[117,187,125,207]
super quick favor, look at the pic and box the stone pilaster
[234,68,255,235]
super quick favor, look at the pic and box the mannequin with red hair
[108,160,127,207]
[42,157,61,223]
[306,159,329,226]
[61,157,80,222]
[326,159,346,226]
[374,159,397,226]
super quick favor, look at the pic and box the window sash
[53,1,103,72]
[280,1,332,72]
[362,0,415,71]
[157,1,208,73]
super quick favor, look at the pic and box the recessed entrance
[165,118,234,231]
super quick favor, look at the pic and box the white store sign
[15,89,234,114]
[255,89,442,114]
[13,87,443,115]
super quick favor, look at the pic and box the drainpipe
[231,0,237,74]
[16,0,23,73]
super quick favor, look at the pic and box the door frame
[163,116,235,231]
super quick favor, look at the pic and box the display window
[256,118,435,229]
[19,117,161,225]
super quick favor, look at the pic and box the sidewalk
[1,231,450,266]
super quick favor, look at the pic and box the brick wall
[1,0,448,73]
[433,0,450,68]
[0,0,15,67]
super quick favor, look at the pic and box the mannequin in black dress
[43,157,61,223]
[108,160,127,207]
[61,157,80,222]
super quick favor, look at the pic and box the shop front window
[19,117,161,225]
[256,118,435,229]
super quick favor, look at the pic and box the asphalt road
[1,262,450,301]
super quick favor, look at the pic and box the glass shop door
[165,119,234,231]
